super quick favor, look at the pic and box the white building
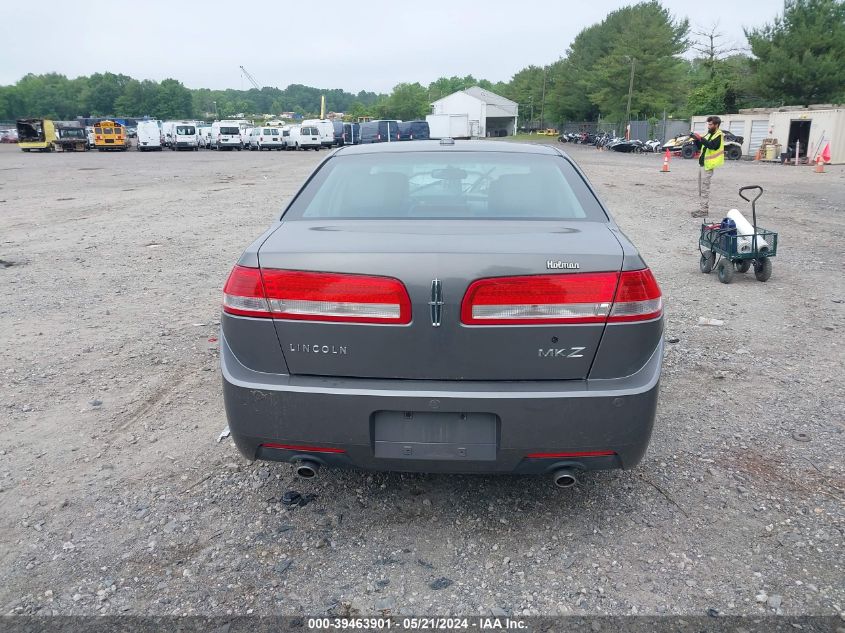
[429,86,518,138]
[692,104,845,163]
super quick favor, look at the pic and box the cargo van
[197,124,212,148]
[161,121,175,148]
[407,120,430,140]
[283,125,300,150]
[360,119,401,143]
[212,121,243,150]
[301,119,334,148]
[332,120,345,146]
[136,120,163,151]
[249,126,284,150]
[171,122,199,150]
[342,122,360,145]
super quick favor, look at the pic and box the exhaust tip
[552,469,578,488]
[295,461,319,479]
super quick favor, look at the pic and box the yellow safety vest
[703,129,725,171]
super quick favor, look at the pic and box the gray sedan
[221,140,663,487]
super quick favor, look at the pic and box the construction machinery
[16,119,56,152]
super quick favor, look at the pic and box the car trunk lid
[258,219,625,380]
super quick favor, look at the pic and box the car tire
[754,257,772,282]
[681,144,696,159]
[700,251,716,274]
[727,145,742,160]
[734,260,751,273]
[717,259,734,284]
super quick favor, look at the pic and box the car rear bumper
[221,331,662,475]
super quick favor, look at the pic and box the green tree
[381,82,429,120]
[546,22,605,123]
[81,72,131,115]
[155,78,193,119]
[746,0,845,105]
[588,2,689,121]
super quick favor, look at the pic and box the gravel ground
[0,141,843,619]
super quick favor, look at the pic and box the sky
[0,0,784,94]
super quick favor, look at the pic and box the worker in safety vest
[690,115,724,218]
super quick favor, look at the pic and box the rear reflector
[461,270,662,325]
[261,442,346,454]
[526,450,616,459]
[223,266,412,324]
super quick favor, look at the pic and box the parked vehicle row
[11,117,433,153]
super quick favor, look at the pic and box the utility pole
[540,66,547,130]
[625,57,636,140]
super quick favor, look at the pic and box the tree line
[1,0,842,124]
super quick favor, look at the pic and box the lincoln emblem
[429,279,444,327]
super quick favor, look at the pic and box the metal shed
[429,86,518,138]
[768,108,844,164]
[692,106,844,163]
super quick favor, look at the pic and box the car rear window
[220,127,239,135]
[284,152,607,221]
[177,126,195,134]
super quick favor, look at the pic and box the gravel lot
[0,141,843,619]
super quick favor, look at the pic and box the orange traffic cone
[815,155,826,173]
[660,149,671,173]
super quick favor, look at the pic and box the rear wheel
[754,257,772,282]
[681,144,695,159]
[726,145,742,160]
[700,251,716,273]
[734,260,751,273]
[717,259,734,284]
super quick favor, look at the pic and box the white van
[211,121,243,150]
[301,119,334,148]
[161,121,176,147]
[241,127,253,148]
[249,126,285,150]
[197,124,212,148]
[136,120,162,151]
[171,122,199,150]
[297,125,322,150]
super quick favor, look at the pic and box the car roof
[333,140,566,156]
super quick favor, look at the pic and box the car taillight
[461,273,617,325]
[223,266,411,324]
[607,268,663,322]
[377,133,381,140]
[460,270,662,325]
[223,266,273,318]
